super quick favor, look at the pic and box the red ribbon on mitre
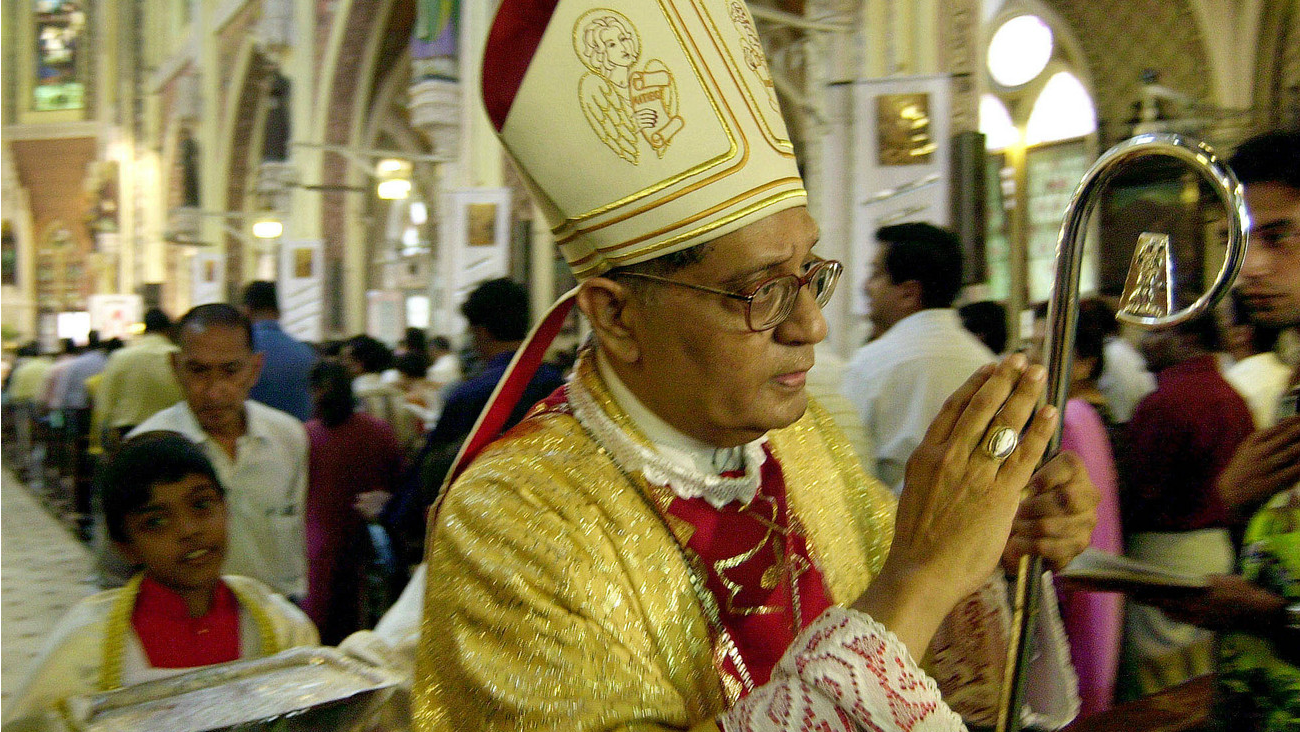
[481,0,560,132]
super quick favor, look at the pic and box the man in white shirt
[426,335,461,390]
[1098,327,1156,423]
[842,223,996,492]
[130,304,308,599]
[93,307,183,447]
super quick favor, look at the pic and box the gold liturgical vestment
[414,355,896,731]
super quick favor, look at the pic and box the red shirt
[1121,355,1255,533]
[132,575,241,668]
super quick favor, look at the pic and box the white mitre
[482,0,806,279]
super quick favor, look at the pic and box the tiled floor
[1,463,97,713]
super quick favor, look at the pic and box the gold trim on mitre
[493,0,806,279]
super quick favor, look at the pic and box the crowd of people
[832,130,1299,728]
[0,275,572,728]
[0,0,1296,728]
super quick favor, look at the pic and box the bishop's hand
[1003,451,1099,572]
[853,354,1059,656]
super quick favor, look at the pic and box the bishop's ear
[576,277,643,364]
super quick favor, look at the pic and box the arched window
[980,7,1098,308]
[987,15,1053,89]
[33,0,87,112]
[979,94,1019,152]
[1025,72,1097,145]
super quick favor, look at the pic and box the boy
[3,431,318,730]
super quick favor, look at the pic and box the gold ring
[981,425,1019,462]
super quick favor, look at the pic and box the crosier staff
[995,133,1252,732]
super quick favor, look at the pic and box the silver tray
[63,647,401,732]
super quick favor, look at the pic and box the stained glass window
[33,0,86,111]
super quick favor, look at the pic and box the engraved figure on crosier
[574,9,685,164]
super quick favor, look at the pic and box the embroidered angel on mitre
[728,0,780,111]
[574,9,685,164]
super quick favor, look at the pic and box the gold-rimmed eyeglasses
[616,259,843,332]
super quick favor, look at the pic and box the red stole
[132,575,241,668]
[664,445,831,688]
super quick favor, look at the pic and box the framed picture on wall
[435,188,512,337]
[875,93,936,166]
[467,203,498,247]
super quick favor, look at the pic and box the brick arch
[221,49,274,292]
[1044,0,1212,145]
[314,0,417,331]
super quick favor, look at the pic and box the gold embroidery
[552,0,743,238]
[692,0,793,153]
[726,1,779,111]
[713,495,785,616]
[574,9,685,164]
[604,186,806,263]
[558,174,796,251]
[413,350,903,730]
[666,512,698,544]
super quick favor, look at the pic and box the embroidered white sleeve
[720,607,967,732]
[926,572,1080,730]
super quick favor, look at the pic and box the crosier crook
[995,133,1252,732]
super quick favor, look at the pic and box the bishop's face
[622,207,828,447]
[1237,182,1300,329]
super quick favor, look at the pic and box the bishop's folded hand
[1003,451,1099,572]
[853,353,1059,656]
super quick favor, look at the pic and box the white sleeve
[719,607,967,732]
[2,599,106,728]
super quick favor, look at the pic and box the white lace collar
[566,352,766,508]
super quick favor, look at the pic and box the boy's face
[118,474,227,593]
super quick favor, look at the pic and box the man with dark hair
[341,334,401,426]
[958,300,1009,355]
[242,280,316,422]
[841,223,997,491]
[1139,130,1300,731]
[424,278,563,449]
[94,307,183,448]
[461,277,531,342]
[127,303,308,598]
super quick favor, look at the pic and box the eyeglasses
[617,259,843,332]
